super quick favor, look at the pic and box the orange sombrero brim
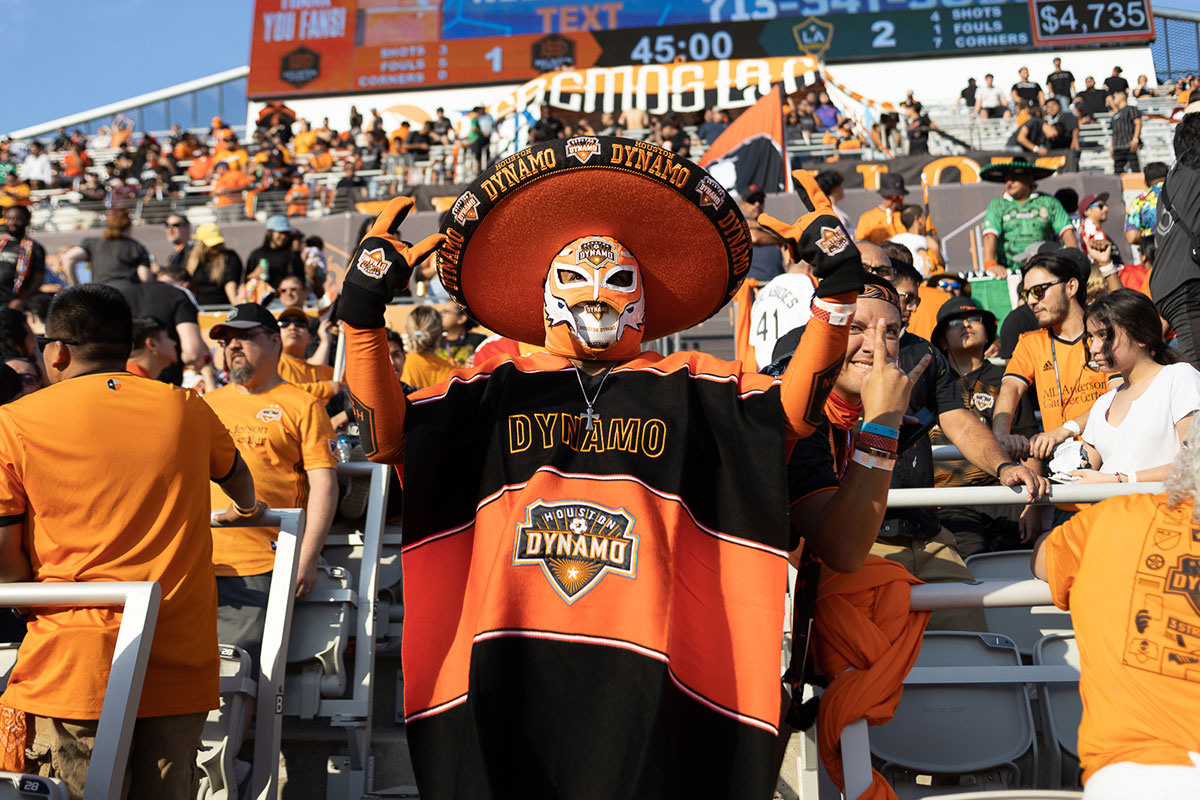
[437,136,752,345]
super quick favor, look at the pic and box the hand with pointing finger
[859,320,931,430]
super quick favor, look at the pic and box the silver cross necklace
[573,363,617,431]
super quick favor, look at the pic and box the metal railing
[0,581,161,800]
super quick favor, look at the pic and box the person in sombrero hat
[981,159,1078,277]
[335,136,871,798]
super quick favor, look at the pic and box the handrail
[0,581,161,800]
[886,481,1162,508]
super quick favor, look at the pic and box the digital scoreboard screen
[248,0,1154,98]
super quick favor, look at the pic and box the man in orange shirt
[277,306,339,402]
[210,162,252,225]
[0,284,260,798]
[204,304,338,668]
[1033,445,1200,794]
[855,174,910,243]
[126,316,178,380]
[308,141,334,173]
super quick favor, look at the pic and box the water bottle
[335,433,353,463]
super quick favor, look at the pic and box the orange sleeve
[1005,335,1037,385]
[779,291,855,440]
[345,325,407,464]
[197,395,238,483]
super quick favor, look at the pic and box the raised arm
[759,170,864,439]
[338,197,445,463]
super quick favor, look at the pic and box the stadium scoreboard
[248,0,1155,98]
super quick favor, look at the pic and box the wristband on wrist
[1129,471,1137,483]
[862,422,900,439]
[1098,263,1117,277]
[995,460,1020,476]
[234,500,260,518]
[852,449,895,471]
[1062,419,1081,436]
[860,445,899,461]
[857,431,898,453]
[984,259,1000,271]
[810,297,855,326]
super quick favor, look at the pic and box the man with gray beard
[203,303,338,672]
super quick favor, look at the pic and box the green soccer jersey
[982,192,1072,270]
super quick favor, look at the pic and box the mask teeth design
[583,301,606,319]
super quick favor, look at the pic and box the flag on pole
[699,84,790,198]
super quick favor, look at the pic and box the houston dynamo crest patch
[513,500,638,604]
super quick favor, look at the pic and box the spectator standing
[276,306,339,402]
[246,217,305,290]
[1125,161,1167,248]
[0,206,45,306]
[122,270,207,386]
[1011,67,1044,108]
[1075,77,1108,122]
[210,162,252,225]
[1066,290,1200,484]
[204,304,338,665]
[183,224,242,307]
[930,298,1038,554]
[0,284,259,799]
[981,161,1078,276]
[741,188,784,282]
[813,91,841,129]
[1151,115,1200,366]
[958,78,977,113]
[284,174,311,218]
[164,214,193,270]
[530,105,565,143]
[890,205,940,277]
[856,174,909,244]
[400,305,454,388]
[62,209,152,288]
[815,169,853,231]
[1103,66,1129,96]
[18,142,51,191]
[431,107,453,144]
[975,74,1010,118]
[1044,97,1080,155]
[905,103,934,155]
[1032,446,1200,796]
[126,315,178,380]
[1046,58,1076,107]
[1109,91,1142,174]
[59,143,90,187]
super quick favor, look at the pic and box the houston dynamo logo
[513,500,638,604]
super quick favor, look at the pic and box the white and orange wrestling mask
[543,235,645,361]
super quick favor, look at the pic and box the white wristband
[1062,419,1081,436]
[852,449,895,471]
[811,297,855,327]
[1099,264,1117,277]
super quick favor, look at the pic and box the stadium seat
[284,565,355,717]
[965,552,1073,656]
[0,773,68,800]
[1034,633,1083,790]
[197,645,256,800]
[872,632,1038,795]
[923,792,1083,799]
[0,644,20,692]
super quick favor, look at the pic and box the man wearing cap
[981,160,1078,277]
[204,304,338,667]
[277,306,340,402]
[338,137,870,797]
[930,297,1039,555]
[1078,192,1111,257]
[246,216,304,290]
[855,173,910,244]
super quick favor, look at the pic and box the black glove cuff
[814,269,865,299]
[337,282,387,329]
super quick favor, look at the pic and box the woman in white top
[1072,289,1200,484]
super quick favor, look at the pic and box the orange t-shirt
[61,151,90,178]
[308,152,334,173]
[905,285,951,343]
[1004,328,1114,431]
[211,169,252,207]
[285,184,311,217]
[0,372,235,719]
[204,381,336,577]
[188,155,214,183]
[1044,494,1200,781]
[855,206,907,244]
[292,130,318,156]
[279,353,335,402]
[400,351,455,389]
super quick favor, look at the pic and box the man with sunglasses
[204,303,338,672]
[276,306,340,402]
[163,214,192,270]
[993,253,1116,540]
[981,161,1078,277]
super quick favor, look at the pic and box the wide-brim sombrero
[980,160,1057,183]
[436,136,751,345]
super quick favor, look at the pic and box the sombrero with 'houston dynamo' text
[436,136,752,345]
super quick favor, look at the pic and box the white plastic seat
[196,645,256,800]
[0,772,68,799]
[965,552,1073,656]
[873,632,1038,793]
[1034,633,1083,789]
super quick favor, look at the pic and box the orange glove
[758,170,863,298]
[339,196,445,329]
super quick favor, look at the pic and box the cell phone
[897,407,936,454]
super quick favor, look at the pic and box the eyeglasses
[277,318,307,328]
[947,314,984,329]
[35,336,78,351]
[1020,279,1064,302]
[164,221,184,228]
[867,265,897,280]
[898,291,921,308]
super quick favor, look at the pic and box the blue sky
[8,0,252,132]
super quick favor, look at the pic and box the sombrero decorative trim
[437,136,751,345]
[980,160,1057,183]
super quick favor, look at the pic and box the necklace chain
[573,364,616,430]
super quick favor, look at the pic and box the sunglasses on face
[1020,279,1064,302]
[867,265,896,280]
[899,292,921,308]
[36,336,78,351]
[947,315,984,329]
[277,318,307,329]
[937,280,963,291]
